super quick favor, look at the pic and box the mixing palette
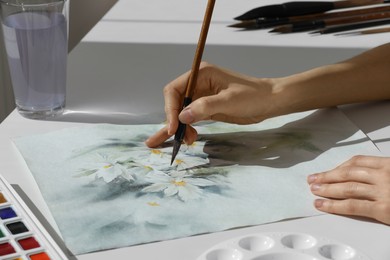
[197,232,371,260]
[0,175,67,260]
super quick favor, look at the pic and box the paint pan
[0,175,67,259]
[197,232,371,260]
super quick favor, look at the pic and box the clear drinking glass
[0,0,68,119]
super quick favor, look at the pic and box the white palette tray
[197,232,371,260]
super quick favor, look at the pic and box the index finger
[145,125,172,148]
[163,70,191,135]
[338,155,386,169]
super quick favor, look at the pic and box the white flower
[128,148,172,171]
[77,153,134,183]
[171,154,209,171]
[141,171,216,201]
[181,141,208,158]
[128,145,209,172]
[76,141,211,187]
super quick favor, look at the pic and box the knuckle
[199,62,216,76]
[340,166,353,180]
[199,63,223,82]
[163,84,175,96]
[199,61,212,69]
[162,85,169,94]
[350,155,364,164]
[343,182,359,197]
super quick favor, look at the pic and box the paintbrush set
[230,0,390,35]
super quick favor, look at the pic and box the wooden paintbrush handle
[360,26,390,34]
[292,5,390,22]
[334,0,385,9]
[326,10,390,26]
[185,0,216,98]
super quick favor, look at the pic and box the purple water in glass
[2,11,67,118]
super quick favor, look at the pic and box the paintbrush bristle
[228,20,256,28]
[170,140,181,165]
[269,24,293,33]
[234,7,265,21]
[309,30,321,34]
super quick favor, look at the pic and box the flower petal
[144,171,170,183]
[142,183,169,193]
[186,177,216,187]
[163,185,178,197]
[177,184,201,201]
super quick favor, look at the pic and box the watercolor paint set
[0,175,67,260]
[197,232,371,260]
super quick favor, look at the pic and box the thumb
[178,96,221,124]
[178,106,197,124]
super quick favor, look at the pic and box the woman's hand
[308,155,390,225]
[145,62,280,148]
[146,44,390,149]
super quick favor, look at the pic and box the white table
[0,1,389,259]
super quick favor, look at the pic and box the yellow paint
[103,164,112,169]
[175,159,184,164]
[151,149,162,155]
[172,180,186,186]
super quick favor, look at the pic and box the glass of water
[0,0,68,119]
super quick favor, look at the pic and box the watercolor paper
[13,108,381,254]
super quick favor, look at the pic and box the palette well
[197,232,371,260]
[0,175,67,260]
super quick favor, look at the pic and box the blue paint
[0,207,17,219]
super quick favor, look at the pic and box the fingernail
[311,184,321,191]
[307,174,317,184]
[144,138,151,147]
[180,108,195,124]
[314,199,325,208]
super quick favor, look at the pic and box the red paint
[0,242,16,256]
[29,252,51,260]
[18,236,40,250]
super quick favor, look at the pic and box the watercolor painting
[13,108,381,255]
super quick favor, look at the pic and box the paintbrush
[171,0,216,165]
[336,25,390,35]
[270,11,390,33]
[235,0,390,21]
[229,5,390,29]
[312,17,390,33]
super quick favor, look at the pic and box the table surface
[1,0,389,259]
[83,0,389,48]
